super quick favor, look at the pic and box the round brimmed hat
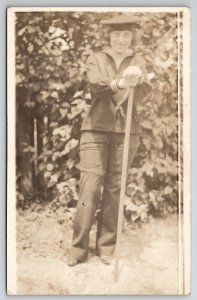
[100,15,140,30]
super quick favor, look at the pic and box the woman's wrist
[116,79,125,90]
[110,78,126,92]
[110,79,119,92]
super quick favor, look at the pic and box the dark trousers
[69,131,140,261]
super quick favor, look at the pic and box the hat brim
[100,15,140,28]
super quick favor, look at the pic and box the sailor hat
[100,15,140,29]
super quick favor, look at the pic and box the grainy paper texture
[7,7,190,295]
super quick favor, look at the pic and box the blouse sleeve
[86,54,116,97]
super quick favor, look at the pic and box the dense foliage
[16,11,179,223]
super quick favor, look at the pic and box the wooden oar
[114,87,135,282]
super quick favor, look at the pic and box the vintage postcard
[7,7,191,295]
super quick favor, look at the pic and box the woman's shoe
[67,258,79,267]
[99,255,112,265]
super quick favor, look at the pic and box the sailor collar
[102,48,135,61]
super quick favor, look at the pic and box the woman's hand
[118,66,142,89]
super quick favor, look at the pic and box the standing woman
[68,15,152,266]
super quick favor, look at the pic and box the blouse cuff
[110,79,119,93]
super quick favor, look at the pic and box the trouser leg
[96,134,140,256]
[69,131,108,261]
[96,170,121,256]
[69,171,103,261]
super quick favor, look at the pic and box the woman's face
[110,30,133,54]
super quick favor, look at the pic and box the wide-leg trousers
[69,131,140,261]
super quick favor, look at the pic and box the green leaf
[73,91,83,98]
[126,202,138,212]
[53,125,72,139]
[46,163,53,171]
[27,43,34,53]
[68,100,86,120]
[27,26,36,34]
[51,91,59,99]
[66,159,75,170]
[164,186,173,195]
[59,108,68,118]
[44,171,51,178]
[18,26,26,36]
[61,139,79,156]
[141,120,152,129]
[149,191,159,210]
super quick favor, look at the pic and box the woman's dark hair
[97,25,137,49]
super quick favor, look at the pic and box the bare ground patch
[16,211,179,295]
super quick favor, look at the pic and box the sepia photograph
[7,7,190,295]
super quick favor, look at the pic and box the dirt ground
[16,210,179,295]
